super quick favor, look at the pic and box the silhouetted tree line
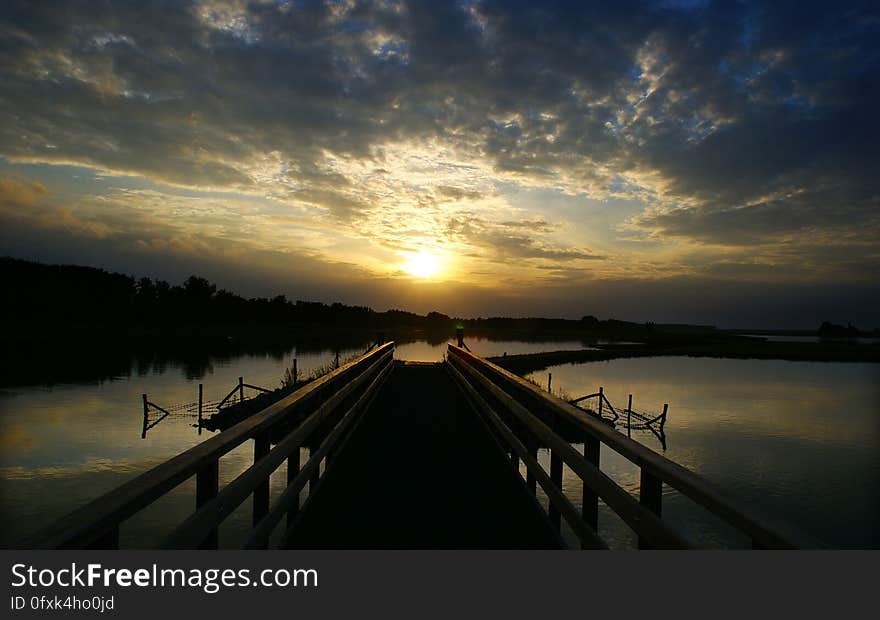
[2,257,740,335]
[0,257,454,329]
[818,321,872,337]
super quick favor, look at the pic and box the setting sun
[403,251,442,279]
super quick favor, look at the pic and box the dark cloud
[0,0,877,325]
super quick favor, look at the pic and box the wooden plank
[25,343,395,549]
[446,360,606,550]
[549,450,563,530]
[449,353,689,549]
[448,344,818,549]
[160,350,393,549]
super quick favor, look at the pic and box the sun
[402,250,441,279]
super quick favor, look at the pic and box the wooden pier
[25,341,817,550]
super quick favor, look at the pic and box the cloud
[0,176,47,207]
[0,0,877,325]
[446,215,604,262]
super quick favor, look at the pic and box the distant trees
[580,315,599,327]
[0,257,454,329]
[818,321,860,337]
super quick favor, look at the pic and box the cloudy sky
[1,0,878,328]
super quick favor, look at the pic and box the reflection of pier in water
[26,340,818,550]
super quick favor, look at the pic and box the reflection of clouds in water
[0,424,40,455]
[527,357,879,548]
[527,357,876,446]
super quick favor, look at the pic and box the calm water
[525,357,880,548]
[1,341,877,548]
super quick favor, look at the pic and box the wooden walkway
[287,363,562,548]
[25,341,817,550]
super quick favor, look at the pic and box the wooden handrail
[448,344,820,549]
[446,360,607,549]
[448,353,688,549]
[244,358,394,549]
[25,342,395,549]
[161,349,393,549]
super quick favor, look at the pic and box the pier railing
[446,344,818,549]
[26,342,395,549]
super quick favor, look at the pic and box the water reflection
[527,357,880,548]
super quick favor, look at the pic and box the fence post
[548,372,552,393]
[196,460,219,549]
[198,384,204,436]
[293,358,298,385]
[238,377,244,402]
[548,450,563,531]
[598,387,604,418]
[627,393,633,438]
[141,394,149,439]
[638,468,663,549]
[660,403,668,432]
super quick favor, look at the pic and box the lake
[525,357,879,548]
[1,339,877,548]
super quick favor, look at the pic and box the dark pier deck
[288,363,561,548]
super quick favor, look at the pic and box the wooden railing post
[581,435,600,537]
[196,460,219,548]
[638,468,663,549]
[309,447,321,492]
[548,449,563,531]
[253,435,270,526]
[526,441,538,495]
[238,377,245,402]
[548,372,552,393]
[287,449,301,528]
[598,386,604,418]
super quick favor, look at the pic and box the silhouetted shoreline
[3,256,877,388]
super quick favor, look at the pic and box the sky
[0,0,878,328]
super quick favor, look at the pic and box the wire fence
[545,372,669,450]
[140,379,271,438]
